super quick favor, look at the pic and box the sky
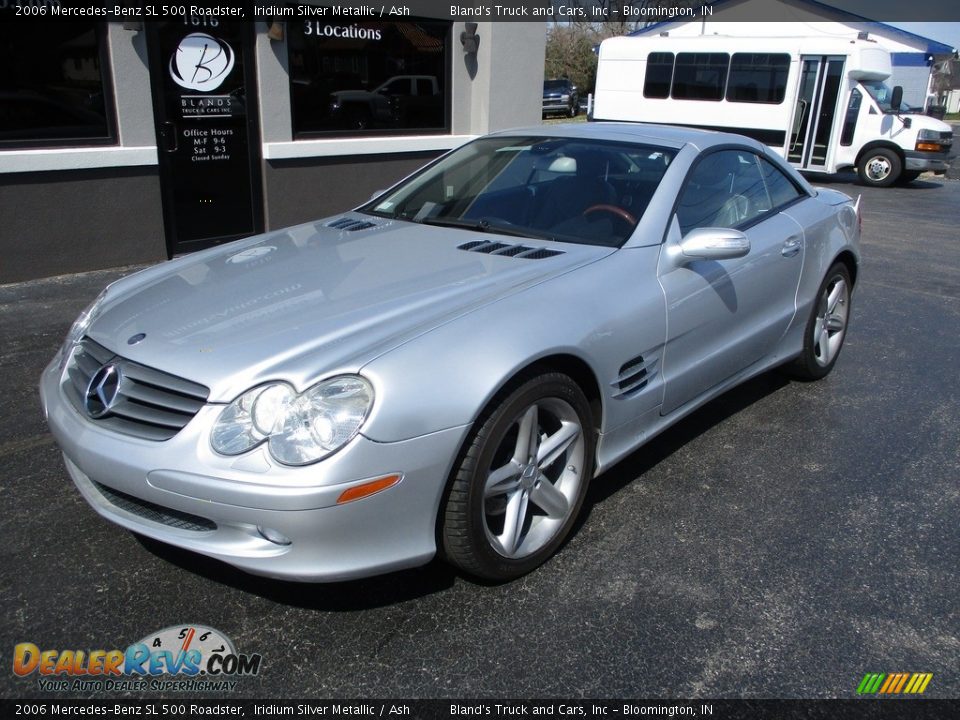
[888,23,960,51]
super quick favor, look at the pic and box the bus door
[788,56,846,171]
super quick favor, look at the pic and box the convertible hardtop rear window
[363,136,676,247]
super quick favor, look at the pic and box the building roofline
[628,0,955,54]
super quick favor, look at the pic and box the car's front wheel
[788,262,852,380]
[857,148,901,187]
[441,373,595,581]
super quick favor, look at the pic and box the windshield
[544,80,568,91]
[361,136,675,248]
[861,80,909,113]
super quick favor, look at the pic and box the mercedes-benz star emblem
[85,364,123,419]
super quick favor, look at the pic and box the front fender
[358,247,667,443]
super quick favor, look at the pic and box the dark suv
[542,79,579,118]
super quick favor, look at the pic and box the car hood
[87,216,609,402]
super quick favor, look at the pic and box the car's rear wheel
[441,373,595,581]
[788,262,852,380]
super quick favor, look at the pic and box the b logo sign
[169,33,235,92]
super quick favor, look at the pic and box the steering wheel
[582,204,637,226]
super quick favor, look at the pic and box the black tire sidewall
[858,148,901,187]
[442,373,595,581]
[793,263,852,380]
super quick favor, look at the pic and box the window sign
[288,18,451,136]
[0,17,115,147]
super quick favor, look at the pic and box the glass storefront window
[288,19,450,137]
[0,20,115,147]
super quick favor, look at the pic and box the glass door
[789,56,845,170]
[146,19,264,257]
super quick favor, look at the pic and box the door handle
[782,236,802,257]
[159,121,177,153]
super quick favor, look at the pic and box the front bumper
[40,357,469,582]
[904,150,950,174]
[542,99,571,114]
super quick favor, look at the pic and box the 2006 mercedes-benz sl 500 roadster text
[41,123,861,582]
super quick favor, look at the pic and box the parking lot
[1,173,957,700]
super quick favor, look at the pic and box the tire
[857,148,901,187]
[787,262,852,380]
[441,373,595,581]
[568,99,578,118]
[896,170,921,185]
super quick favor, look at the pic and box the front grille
[64,337,209,441]
[93,481,216,532]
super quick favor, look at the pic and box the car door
[658,148,807,414]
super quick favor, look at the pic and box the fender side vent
[612,355,658,397]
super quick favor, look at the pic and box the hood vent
[612,355,658,397]
[326,217,377,232]
[458,241,564,260]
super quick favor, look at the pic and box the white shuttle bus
[593,34,953,186]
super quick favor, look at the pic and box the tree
[544,1,709,92]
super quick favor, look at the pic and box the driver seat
[531,154,617,231]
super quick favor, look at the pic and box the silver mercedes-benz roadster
[40,123,860,582]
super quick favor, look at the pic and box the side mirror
[891,86,903,112]
[679,227,751,261]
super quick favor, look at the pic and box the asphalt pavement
[1,176,957,700]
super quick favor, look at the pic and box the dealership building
[0,13,545,283]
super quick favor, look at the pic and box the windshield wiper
[419,216,556,242]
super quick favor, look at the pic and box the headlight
[917,129,940,141]
[211,376,374,466]
[59,287,110,371]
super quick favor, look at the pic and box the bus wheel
[857,148,901,187]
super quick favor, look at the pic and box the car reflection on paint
[40,122,861,582]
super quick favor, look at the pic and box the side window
[840,89,862,146]
[726,53,791,104]
[644,52,674,99]
[672,53,729,101]
[676,150,770,234]
[757,157,804,208]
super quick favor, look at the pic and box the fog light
[257,526,291,546]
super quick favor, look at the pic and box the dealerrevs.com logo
[13,625,262,693]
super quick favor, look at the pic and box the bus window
[644,52,674,99]
[840,89,862,146]
[672,53,729,101]
[726,53,790,104]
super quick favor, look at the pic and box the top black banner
[0,0,958,23]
